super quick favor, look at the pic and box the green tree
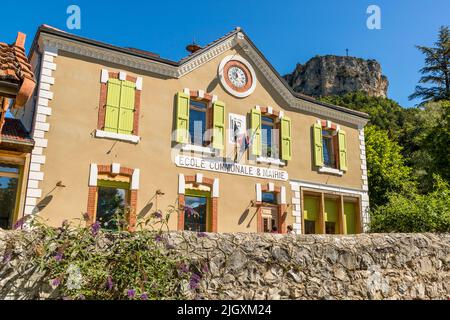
[370,175,450,233]
[409,25,450,103]
[364,126,416,208]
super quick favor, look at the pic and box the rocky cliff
[284,55,389,98]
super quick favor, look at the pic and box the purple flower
[140,293,148,300]
[91,221,101,236]
[127,289,136,299]
[77,294,86,300]
[189,273,201,290]
[13,218,25,230]
[201,263,209,273]
[178,263,189,274]
[51,278,61,287]
[154,234,163,242]
[54,252,63,262]
[153,211,163,219]
[197,232,208,238]
[184,205,194,217]
[106,275,113,290]
[2,252,12,264]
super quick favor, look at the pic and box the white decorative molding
[136,77,143,91]
[255,183,262,202]
[211,95,218,103]
[23,46,58,217]
[89,164,98,186]
[212,178,219,198]
[197,89,204,99]
[183,88,190,95]
[178,174,185,194]
[256,156,286,167]
[278,111,284,119]
[111,163,121,174]
[267,106,273,115]
[100,69,109,83]
[218,54,257,98]
[196,173,203,184]
[131,169,140,190]
[95,129,140,144]
[268,182,274,192]
[181,144,218,156]
[119,71,127,80]
[318,166,344,176]
[280,186,286,204]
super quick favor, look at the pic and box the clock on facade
[218,55,257,98]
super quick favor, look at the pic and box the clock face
[227,66,247,88]
[219,56,257,98]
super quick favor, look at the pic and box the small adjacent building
[0,32,35,229]
[13,25,370,234]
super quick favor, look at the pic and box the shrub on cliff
[369,175,450,233]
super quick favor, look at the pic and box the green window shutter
[104,79,121,133]
[176,92,190,143]
[250,108,261,156]
[338,129,348,171]
[212,100,225,149]
[313,123,324,167]
[280,116,292,160]
[118,80,136,135]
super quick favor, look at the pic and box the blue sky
[1,0,449,107]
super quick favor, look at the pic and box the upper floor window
[175,91,225,150]
[96,70,142,144]
[250,107,291,162]
[313,121,347,172]
[322,129,337,168]
[261,191,277,204]
[189,100,208,146]
[104,79,136,135]
[261,116,277,158]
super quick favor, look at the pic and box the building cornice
[36,29,368,127]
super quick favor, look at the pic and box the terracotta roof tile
[1,118,34,145]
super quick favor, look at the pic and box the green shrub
[18,205,207,300]
[369,175,450,233]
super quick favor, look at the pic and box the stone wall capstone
[0,230,449,299]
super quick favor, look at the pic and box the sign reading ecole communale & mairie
[175,155,288,181]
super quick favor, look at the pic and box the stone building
[12,25,370,234]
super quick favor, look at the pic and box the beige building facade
[14,26,370,235]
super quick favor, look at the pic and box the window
[184,195,208,232]
[250,107,291,161]
[325,222,336,234]
[189,100,208,146]
[261,116,278,158]
[95,180,129,230]
[0,164,20,229]
[322,129,337,168]
[304,220,315,234]
[313,122,347,171]
[175,92,226,150]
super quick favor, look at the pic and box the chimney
[15,32,26,49]
[186,41,202,54]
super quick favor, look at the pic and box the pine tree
[409,26,450,103]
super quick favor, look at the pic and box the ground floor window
[183,190,210,232]
[302,191,360,234]
[0,164,20,229]
[96,181,129,230]
[303,195,319,234]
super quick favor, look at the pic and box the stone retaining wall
[1,230,449,299]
